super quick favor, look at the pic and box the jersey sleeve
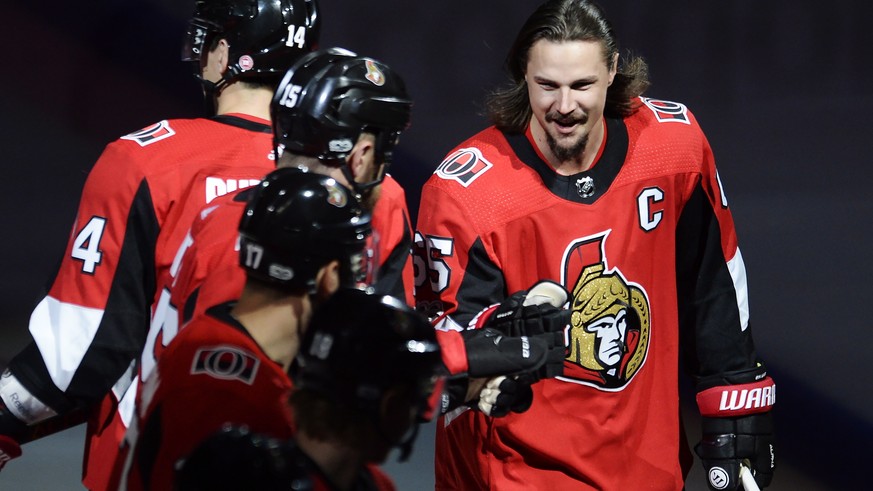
[675,130,759,380]
[413,181,506,329]
[2,140,159,423]
[370,176,415,305]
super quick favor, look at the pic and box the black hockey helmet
[237,168,371,292]
[294,289,442,423]
[271,47,413,194]
[182,0,320,93]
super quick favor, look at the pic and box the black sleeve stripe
[68,178,160,403]
[8,179,160,409]
[453,237,506,325]
[373,209,413,301]
[676,183,756,380]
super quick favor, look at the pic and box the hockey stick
[740,463,760,491]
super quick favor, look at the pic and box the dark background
[2,1,871,489]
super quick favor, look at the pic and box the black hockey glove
[462,328,565,381]
[695,413,775,490]
[695,366,776,490]
[476,375,533,417]
[472,280,570,339]
[439,328,563,416]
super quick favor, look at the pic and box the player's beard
[545,111,589,164]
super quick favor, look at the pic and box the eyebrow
[531,75,598,86]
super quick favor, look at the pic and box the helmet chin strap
[197,63,239,116]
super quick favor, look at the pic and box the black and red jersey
[0,114,276,489]
[119,303,296,491]
[413,98,761,490]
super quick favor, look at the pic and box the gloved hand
[472,280,570,338]
[695,413,775,490]
[695,366,776,490]
[476,376,533,417]
[462,328,565,381]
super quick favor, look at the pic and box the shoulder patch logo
[121,120,176,146]
[191,346,260,385]
[640,97,690,125]
[435,147,493,187]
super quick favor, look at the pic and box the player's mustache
[546,111,587,126]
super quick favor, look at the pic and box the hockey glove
[471,280,570,339]
[462,328,565,381]
[476,376,533,417]
[695,366,776,490]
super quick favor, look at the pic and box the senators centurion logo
[560,232,651,390]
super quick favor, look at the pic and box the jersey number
[413,232,453,294]
[71,216,107,274]
[286,25,308,49]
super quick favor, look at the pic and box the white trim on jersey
[29,295,104,392]
[727,248,750,332]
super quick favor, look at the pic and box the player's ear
[315,260,341,300]
[347,134,376,182]
[608,52,618,86]
[208,39,231,74]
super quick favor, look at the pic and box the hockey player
[167,46,416,335]
[0,1,320,488]
[119,168,372,490]
[174,288,444,491]
[166,47,571,420]
[413,1,776,490]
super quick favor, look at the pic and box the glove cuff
[697,376,775,418]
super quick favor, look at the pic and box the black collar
[502,116,628,204]
[211,114,272,134]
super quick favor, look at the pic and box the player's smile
[547,111,586,136]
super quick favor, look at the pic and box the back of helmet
[237,168,371,292]
[183,0,321,93]
[271,48,413,182]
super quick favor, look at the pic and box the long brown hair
[487,0,650,133]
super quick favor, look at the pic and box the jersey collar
[503,116,628,204]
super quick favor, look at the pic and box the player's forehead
[526,39,609,83]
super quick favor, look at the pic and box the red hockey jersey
[0,114,276,490]
[164,173,415,337]
[119,303,296,490]
[414,98,760,490]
